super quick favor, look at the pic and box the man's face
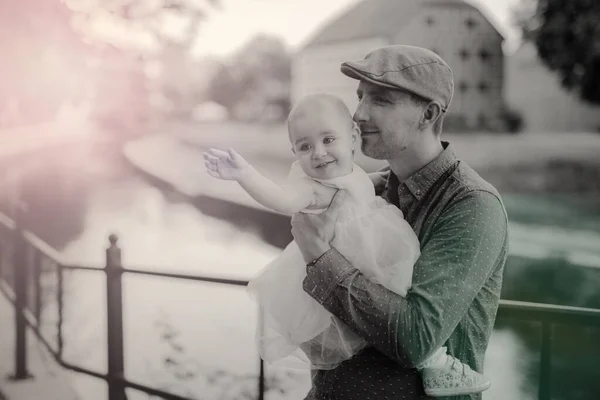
[353,81,425,160]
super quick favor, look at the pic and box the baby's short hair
[287,93,353,134]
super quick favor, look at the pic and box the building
[292,0,506,131]
[506,42,600,133]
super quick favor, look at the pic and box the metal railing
[0,209,263,400]
[1,208,600,400]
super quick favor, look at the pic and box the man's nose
[353,99,369,124]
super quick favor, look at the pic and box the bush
[500,107,524,134]
[443,114,471,133]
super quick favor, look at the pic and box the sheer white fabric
[246,162,421,370]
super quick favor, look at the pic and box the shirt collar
[391,141,458,200]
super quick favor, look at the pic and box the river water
[55,176,536,400]
[4,134,598,400]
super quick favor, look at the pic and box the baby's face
[289,109,357,180]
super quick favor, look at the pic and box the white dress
[246,162,421,370]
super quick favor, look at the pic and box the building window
[478,82,489,93]
[425,16,435,26]
[465,17,477,30]
[458,48,470,61]
[479,49,492,62]
[458,81,469,93]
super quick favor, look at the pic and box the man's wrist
[306,255,323,267]
[306,247,330,267]
[303,247,356,304]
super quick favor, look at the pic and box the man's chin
[361,144,387,160]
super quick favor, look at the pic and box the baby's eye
[299,144,311,152]
[323,137,335,144]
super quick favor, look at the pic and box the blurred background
[0,0,599,399]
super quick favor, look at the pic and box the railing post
[32,249,42,327]
[106,234,127,400]
[257,307,265,400]
[10,201,32,380]
[0,242,4,280]
[56,264,64,358]
[538,322,552,400]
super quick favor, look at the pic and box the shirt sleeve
[302,190,508,368]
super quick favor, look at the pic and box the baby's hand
[203,148,252,181]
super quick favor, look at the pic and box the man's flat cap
[341,45,454,112]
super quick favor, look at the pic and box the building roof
[301,0,504,49]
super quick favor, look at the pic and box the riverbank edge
[119,139,293,250]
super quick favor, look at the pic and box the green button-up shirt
[302,142,509,400]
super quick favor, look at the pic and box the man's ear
[422,101,443,126]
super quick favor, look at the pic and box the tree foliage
[0,0,86,125]
[208,35,291,121]
[67,0,219,50]
[516,0,600,104]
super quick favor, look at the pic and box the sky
[189,0,524,57]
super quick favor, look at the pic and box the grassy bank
[176,121,600,195]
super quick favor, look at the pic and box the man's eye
[373,96,388,103]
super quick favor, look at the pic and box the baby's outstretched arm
[203,148,317,215]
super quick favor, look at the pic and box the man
[291,45,509,399]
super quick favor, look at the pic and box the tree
[207,35,291,121]
[67,0,219,51]
[0,0,88,126]
[66,0,221,125]
[516,0,600,104]
[0,0,220,128]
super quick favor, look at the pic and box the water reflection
[58,179,292,400]
[52,178,536,400]
[484,329,536,400]
[61,180,279,277]
[6,137,597,399]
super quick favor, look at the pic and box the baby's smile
[315,160,336,169]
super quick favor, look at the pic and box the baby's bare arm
[239,170,317,214]
[204,148,337,214]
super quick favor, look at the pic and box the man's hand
[203,148,252,181]
[368,170,389,188]
[291,190,346,263]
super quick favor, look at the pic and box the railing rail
[1,209,600,400]
[0,209,264,400]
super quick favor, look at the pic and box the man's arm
[367,167,390,196]
[301,190,508,368]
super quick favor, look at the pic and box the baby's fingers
[204,158,216,171]
[208,148,231,160]
[206,168,221,179]
[203,152,219,164]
